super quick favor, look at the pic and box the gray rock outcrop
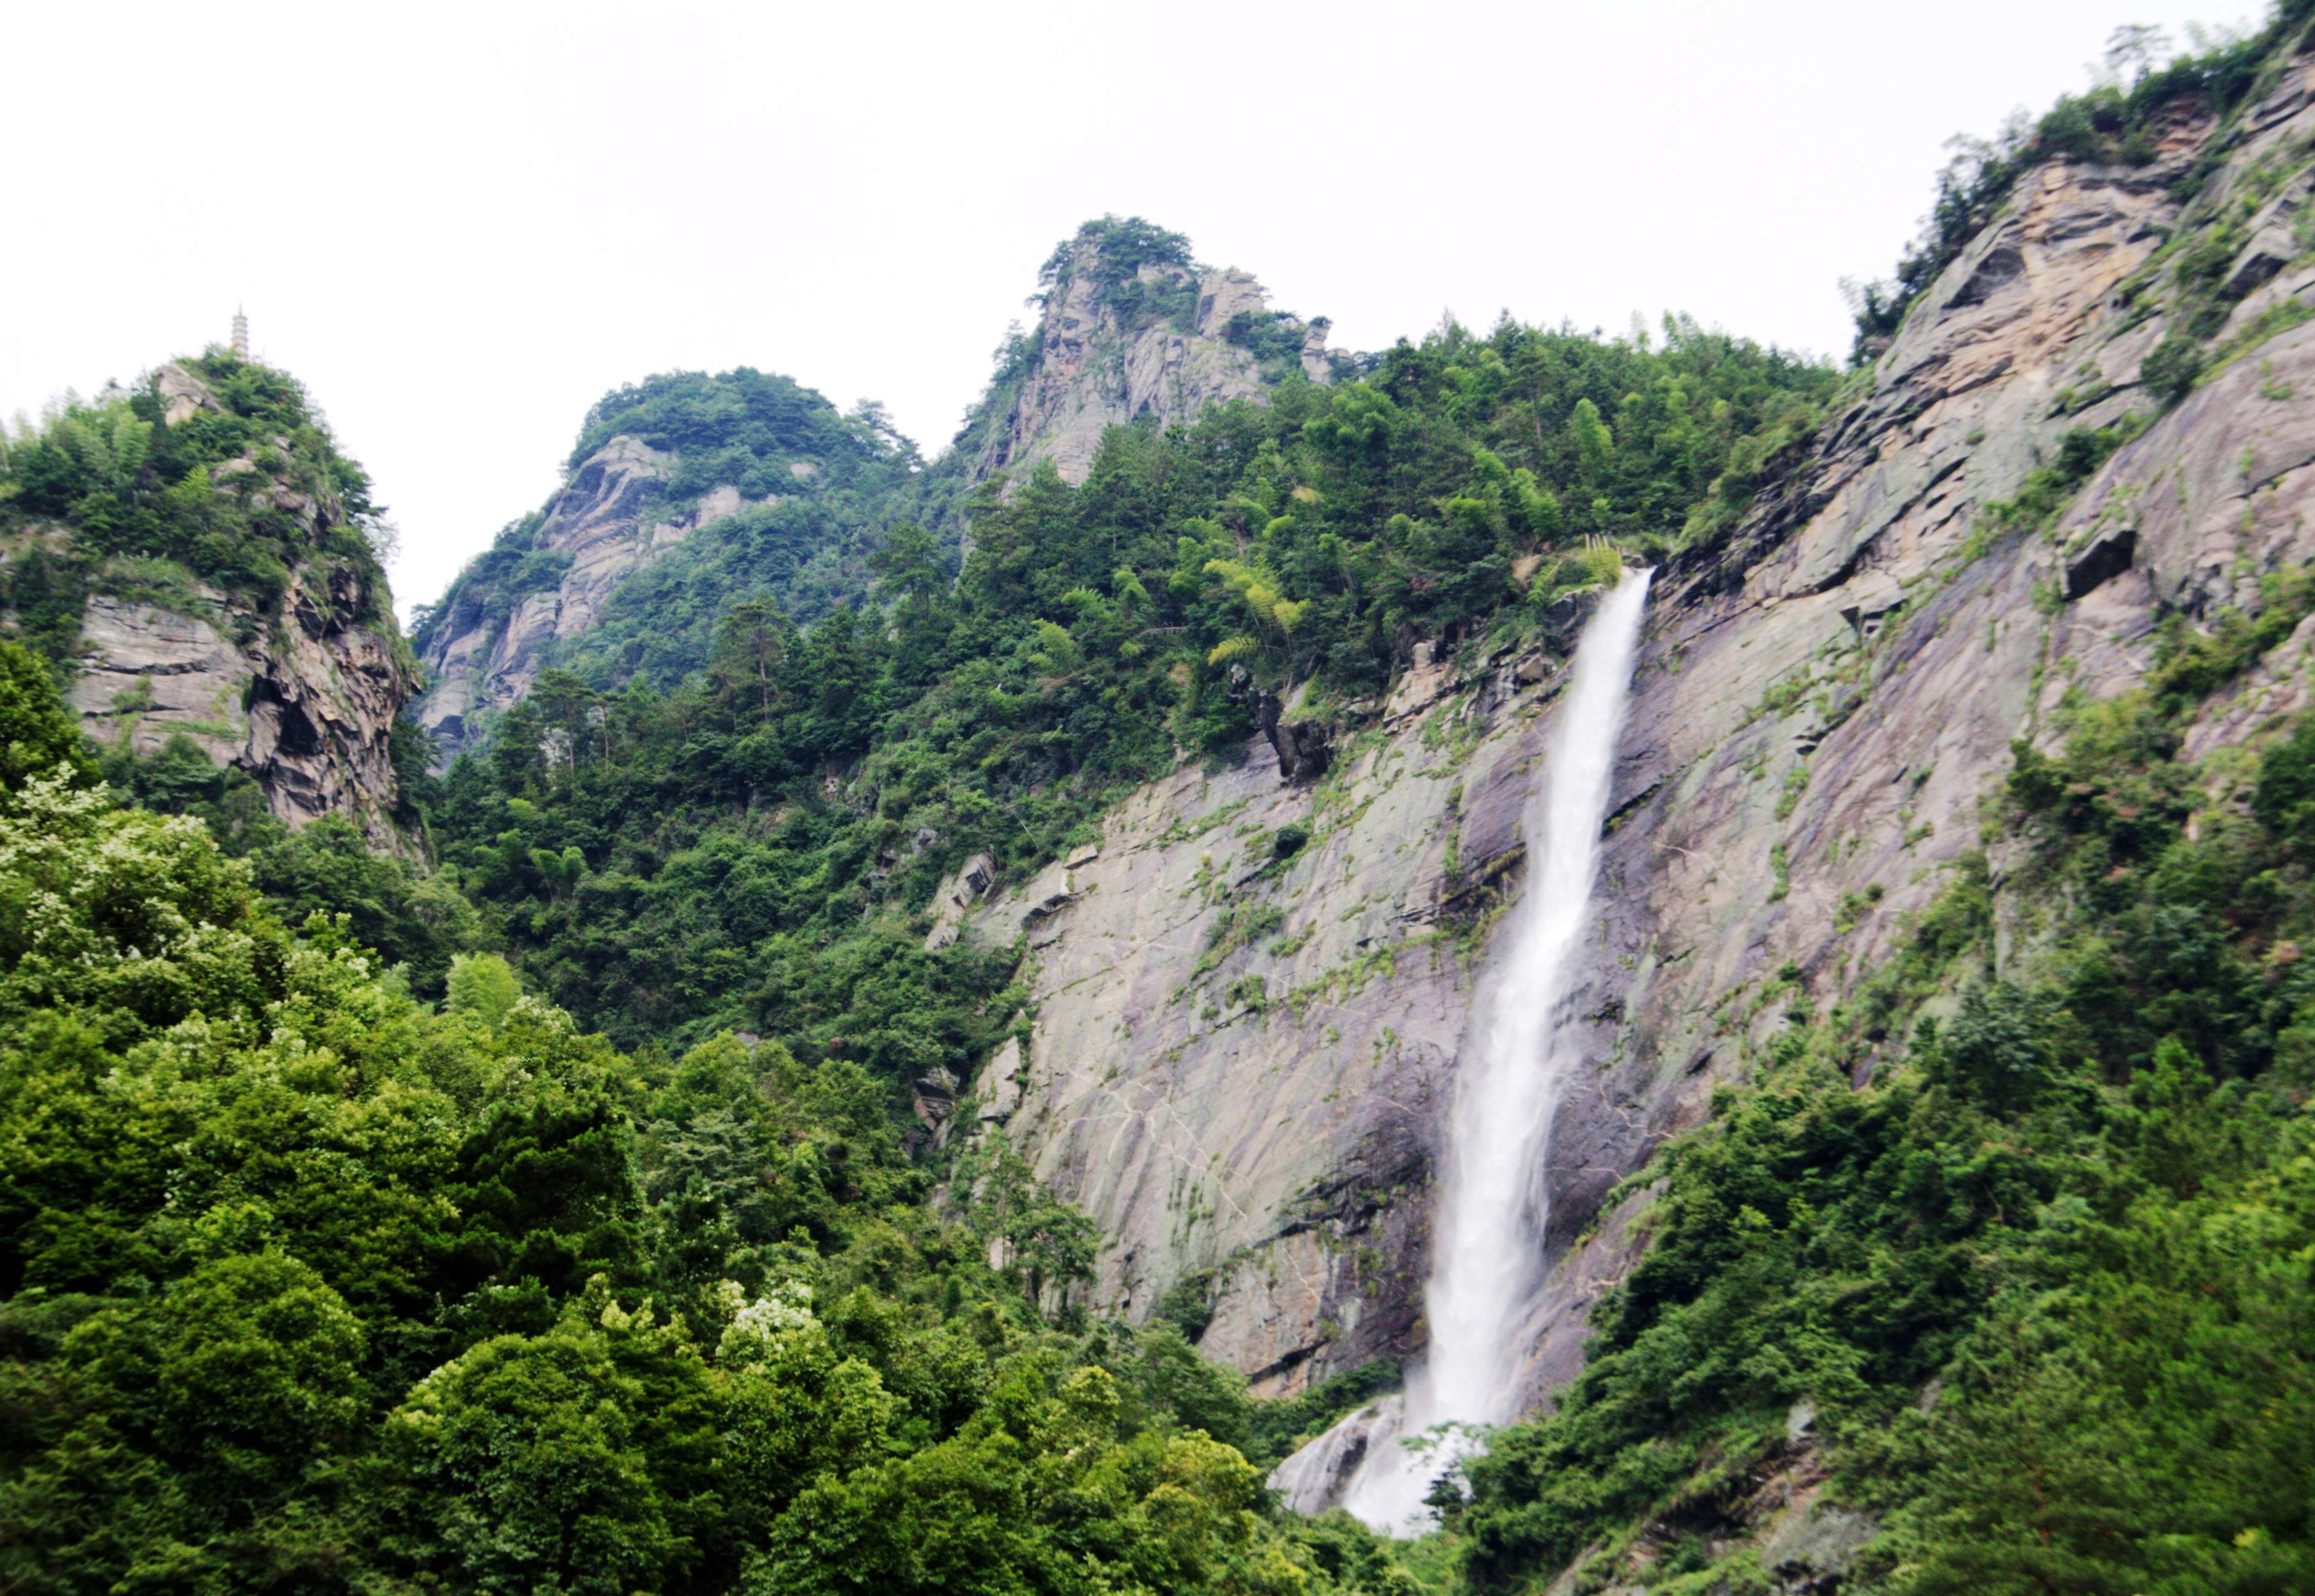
[923,850,997,951]
[973,237,1331,490]
[414,437,768,754]
[45,365,419,845]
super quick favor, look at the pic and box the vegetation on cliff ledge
[1848,2,2315,362]
[0,350,398,664]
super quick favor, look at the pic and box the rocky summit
[5,356,418,847]
[7,15,2315,1596]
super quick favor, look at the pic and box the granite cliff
[412,434,758,751]
[967,217,1335,489]
[932,34,2315,1497]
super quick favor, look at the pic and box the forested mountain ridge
[408,369,941,756]
[410,217,1332,757]
[7,9,2315,1594]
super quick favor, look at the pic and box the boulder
[154,363,225,426]
[1837,569,1905,639]
[923,850,997,950]
[911,1075,957,1128]
[1253,690,1332,784]
[1758,1492,1877,1595]
[1268,1395,1402,1515]
[2224,219,2304,300]
[1021,860,1077,925]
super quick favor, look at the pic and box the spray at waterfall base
[1274,570,1654,1534]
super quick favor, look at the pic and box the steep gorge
[396,27,2315,1438]
[13,17,2315,1596]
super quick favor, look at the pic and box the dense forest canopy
[0,639,1414,1594]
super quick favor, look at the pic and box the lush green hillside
[420,316,1830,1053]
[0,300,1837,1594]
[11,7,2315,1587]
[0,641,1414,1595]
[412,368,965,694]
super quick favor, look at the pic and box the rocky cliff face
[413,438,771,751]
[51,365,418,845]
[952,43,2315,1452]
[944,633,1593,1393]
[970,225,1332,489]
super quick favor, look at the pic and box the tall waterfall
[1339,568,1653,1533]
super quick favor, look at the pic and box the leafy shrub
[2141,331,2206,402]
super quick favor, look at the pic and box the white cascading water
[1339,568,1653,1534]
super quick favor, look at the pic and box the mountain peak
[963,216,1334,488]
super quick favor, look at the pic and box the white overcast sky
[2,1,2257,617]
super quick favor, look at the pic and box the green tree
[0,639,92,794]
[377,1304,714,1594]
[446,952,522,1028]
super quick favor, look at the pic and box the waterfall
[1338,568,1653,1534]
